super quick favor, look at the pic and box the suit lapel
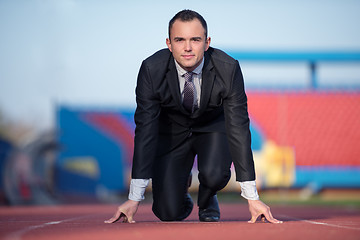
[165,57,189,114]
[193,52,215,118]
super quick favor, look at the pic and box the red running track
[1,203,360,240]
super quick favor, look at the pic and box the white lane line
[44,221,62,225]
[4,215,93,240]
[279,214,360,231]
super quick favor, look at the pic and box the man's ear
[166,38,172,52]
[205,37,211,51]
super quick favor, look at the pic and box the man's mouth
[182,54,194,59]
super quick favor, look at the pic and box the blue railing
[228,51,360,89]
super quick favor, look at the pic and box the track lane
[1,204,360,240]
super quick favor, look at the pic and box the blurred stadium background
[0,0,359,205]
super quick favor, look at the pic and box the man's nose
[184,41,192,51]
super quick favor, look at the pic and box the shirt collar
[174,57,204,76]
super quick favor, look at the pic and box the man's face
[166,19,211,72]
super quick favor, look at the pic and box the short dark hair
[168,9,208,39]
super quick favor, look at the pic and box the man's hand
[247,199,283,224]
[104,200,140,223]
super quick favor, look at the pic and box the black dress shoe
[199,195,220,222]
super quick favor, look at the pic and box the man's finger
[268,208,275,219]
[127,216,136,223]
[265,216,283,224]
[247,213,260,223]
[263,211,283,224]
[104,209,126,224]
[121,215,135,223]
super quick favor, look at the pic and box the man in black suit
[105,9,282,224]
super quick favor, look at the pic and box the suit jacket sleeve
[131,60,161,179]
[223,60,256,182]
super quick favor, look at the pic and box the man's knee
[199,170,231,190]
[152,205,181,221]
[152,202,192,221]
[152,194,193,221]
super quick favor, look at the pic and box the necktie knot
[184,72,194,83]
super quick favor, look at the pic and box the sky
[0,0,360,131]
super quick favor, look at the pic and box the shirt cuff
[128,179,150,201]
[239,180,260,200]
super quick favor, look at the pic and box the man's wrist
[128,199,141,205]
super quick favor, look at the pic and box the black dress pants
[152,132,232,221]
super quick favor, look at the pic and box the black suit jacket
[132,47,255,182]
